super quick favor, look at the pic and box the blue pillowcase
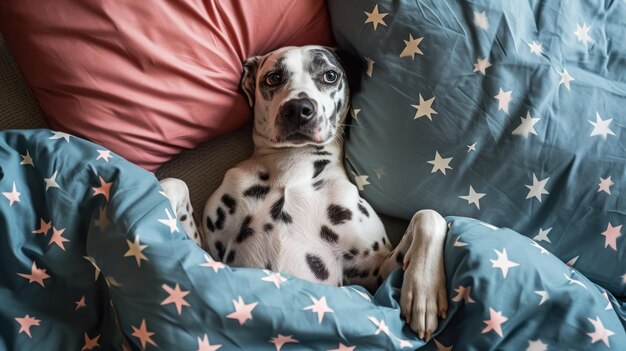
[329,0,626,295]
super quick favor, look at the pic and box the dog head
[241,46,360,148]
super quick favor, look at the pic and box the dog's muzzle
[278,98,322,143]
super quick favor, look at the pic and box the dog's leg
[158,178,202,246]
[388,209,448,340]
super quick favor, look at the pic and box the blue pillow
[329,0,626,295]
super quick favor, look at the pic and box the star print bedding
[330,0,626,298]
[1,130,625,349]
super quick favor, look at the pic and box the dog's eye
[266,72,283,86]
[322,70,338,84]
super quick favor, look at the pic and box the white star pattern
[473,57,491,75]
[428,151,453,175]
[597,176,613,194]
[530,240,549,254]
[412,94,438,120]
[49,131,71,142]
[20,151,34,166]
[199,254,225,273]
[574,23,593,46]
[527,41,543,55]
[365,57,375,77]
[459,185,486,210]
[373,166,387,180]
[364,4,388,31]
[490,248,519,278]
[467,142,477,152]
[564,272,587,289]
[96,150,113,162]
[588,112,616,139]
[226,297,257,325]
[558,69,575,90]
[534,290,550,305]
[525,173,550,202]
[512,112,541,138]
[566,256,579,267]
[44,170,61,191]
[303,296,334,324]
[586,316,614,347]
[473,11,489,30]
[454,236,468,247]
[158,208,179,233]
[494,88,513,113]
[602,291,613,311]
[351,172,370,191]
[526,339,548,351]
[400,34,424,60]
[196,334,222,351]
[368,316,390,336]
[533,227,552,243]
[261,271,287,289]
[2,182,21,206]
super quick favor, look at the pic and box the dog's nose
[281,99,315,125]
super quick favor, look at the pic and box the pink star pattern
[161,283,191,315]
[452,285,475,304]
[199,254,225,273]
[92,176,112,202]
[262,271,287,289]
[601,223,621,251]
[327,342,356,351]
[96,149,113,162]
[482,307,508,337]
[196,334,222,351]
[303,296,334,324]
[226,296,258,325]
[17,261,50,287]
[49,226,70,251]
[32,218,51,235]
[131,319,157,350]
[597,176,613,194]
[15,314,41,338]
[586,316,614,347]
[269,334,299,351]
[2,181,21,206]
[75,295,87,310]
[81,332,100,350]
[490,248,519,278]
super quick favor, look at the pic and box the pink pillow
[0,1,334,170]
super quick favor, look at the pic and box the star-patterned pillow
[1,129,624,349]
[330,0,626,295]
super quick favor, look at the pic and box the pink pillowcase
[0,1,334,170]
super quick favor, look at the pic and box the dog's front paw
[400,256,447,341]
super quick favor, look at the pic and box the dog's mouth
[277,123,325,144]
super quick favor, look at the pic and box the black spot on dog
[335,99,343,115]
[221,194,237,214]
[263,223,274,232]
[214,241,225,260]
[359,270,369,279]
[313,160,331,178]
[396,251,404,265]
[312,179,325,191]
[194,232,198,239]
[226,250,235,264]
[243,185,270,199]
[215,207,226,230]
[265,261,272,270]
[270,196,293,224]
[372,242,379,251]
[382,237,387,245]
[258,171,270,181]
[373,267,380,276]
[315,150,332,156]
[349,247,359,256]
[180,214,187,222]
[327,204,352,225]
[363,249,370,257]
[343,252,354,261]
[297,92,310,99]
[344,267,360,278]
[377,276,383,286]
[305,253,329,281]
[186,203,190,211]
[236,216,255,243]
[357,203,369,217]
[206,216,215,232]
[320,225,339,243]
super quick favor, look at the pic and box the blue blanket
[1,129,624,350]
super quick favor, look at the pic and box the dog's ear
[329,47,365,95]
[240,55,262,108]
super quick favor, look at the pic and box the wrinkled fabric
[330,0,626,295]
[1,129,624,350]
[0,0,334,171]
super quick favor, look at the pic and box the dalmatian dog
[160,46,448,340]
